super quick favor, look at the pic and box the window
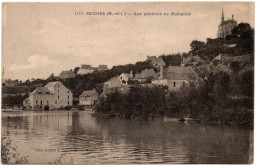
[55,101,57,104]
[174,82,176,87]
[58,96,59,99]
[68,101,69,104]
[36,101,38,104]
[68,91,69,94]
[58,90,59,93]
[47,101,49,105]
[68,96,69,99]
[58,85,59,88]
[40,101,42,105]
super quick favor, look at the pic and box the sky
[2,2,254,81]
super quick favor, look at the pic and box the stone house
[146,56,156,61]
[119,72,133,85]
[152,66,198,91]
[23,81,73,110]
[79,89,99,106]
[59,70,75,79]
[151,57,166,68]
[182,52,204,67]
[100,76,131,98]
[77,64,95,75]
[103,77,121,89]
[134,68,157,83]
[97,65,108,71]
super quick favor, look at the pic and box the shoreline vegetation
[94,69,253,129]
[2,22,254,129]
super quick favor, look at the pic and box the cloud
[9,55,58,71]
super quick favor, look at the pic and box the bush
[1,137,28,164]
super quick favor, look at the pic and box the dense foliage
[95,86,168,119]
[2,94,29,107]
[96,64,253,128]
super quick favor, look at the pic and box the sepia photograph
[1,1,255,164]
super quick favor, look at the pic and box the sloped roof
[47,73,55,79]
[163,73,195,80]
[135,69,157,79]
[213,54,222,61]
[158,66,197,80]
[183,57,192,64]
[192,55,202,62]
[183,55,203,65]
[80,90,98,97]
[30,87,52,95]
[104,77,122,87]
[60,70,75,75]
[152,57,166,66]
[166,66,196,74]
[45,81,60,87]
[147,56,156,61]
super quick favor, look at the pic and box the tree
[190,40,205,51]
[74,67,80,74]
[232,23,253,39]
[182,52,189,58]
[160,53,182,67]
[230,61,240,73]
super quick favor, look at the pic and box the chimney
[232,14,234,20]
[159,65,164,79]
[130,71,133,78]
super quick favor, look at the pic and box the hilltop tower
[217,9,237,39]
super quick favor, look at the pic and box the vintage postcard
[1,1,254,164]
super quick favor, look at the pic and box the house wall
[167,80,188,91]
[104,78,122,89]
[152,79,168,86]
[79,95,98,106]
[77,69,95,75]
[30,94,55,110]
[52,82,73,108]
[25,81,73,110]
[152,79,188,91]
[119,74,130,84]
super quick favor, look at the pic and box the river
[1,110,252,164]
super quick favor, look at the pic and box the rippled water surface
[1,111,251,164]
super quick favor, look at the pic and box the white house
[119,72,133,85]
[23,81,73,110]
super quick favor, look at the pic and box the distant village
[3,51,225,111]
[2,11,254,113]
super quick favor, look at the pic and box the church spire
[221,8,224,23]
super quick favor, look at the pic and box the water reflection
[1,111,250,164]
